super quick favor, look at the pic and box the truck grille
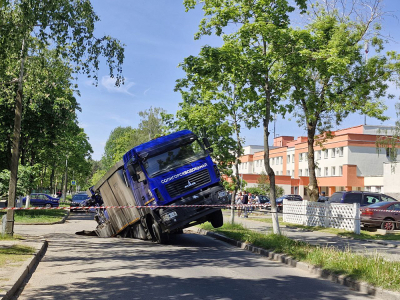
[165,169,211,199]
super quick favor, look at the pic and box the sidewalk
[0,237,47,300]
[222,210,400,262]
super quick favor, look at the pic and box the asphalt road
[14,213,371,300]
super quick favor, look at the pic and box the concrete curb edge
[0,240,48,300]
[188,227,400,300]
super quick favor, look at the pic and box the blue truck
[90,130,228,243]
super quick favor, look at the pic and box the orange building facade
[233,125,399,199]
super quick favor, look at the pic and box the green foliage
[281,4,399,201]
[244,187,263,195]
[256,172,284,197]
[91,107,167,185]
[0,165,38,196]
[0,0,125,207]
[376,103,400,162]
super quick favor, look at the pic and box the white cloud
[143,88,150,96]
[101,76,135,96]
[108,114,131,126]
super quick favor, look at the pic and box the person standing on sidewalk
[236,192,243,217]
[242,191,249,218]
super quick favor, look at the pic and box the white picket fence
[282,199,361,234]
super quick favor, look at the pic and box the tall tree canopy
[184,0,307,234]
[1,0,125,235]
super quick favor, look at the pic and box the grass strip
[199,222,400,291]
[251,218,400,241]
[0,210,67,224]
[0,245,36,268]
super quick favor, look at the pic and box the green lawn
[0,209,67,224]
[251,218,400,241]
[199,222,400,291]
[0,244,36,281]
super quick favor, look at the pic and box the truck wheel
[152,222,169,244]
[208,210,223,228]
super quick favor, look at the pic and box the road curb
[15,211,70,225]
[188,227,400,300]
[0,239,48,300]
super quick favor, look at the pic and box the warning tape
[0,203,273,210]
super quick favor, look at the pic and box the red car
[361,201,400,231]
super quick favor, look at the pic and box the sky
[76,1,400,161]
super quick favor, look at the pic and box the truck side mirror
[202,137,211,149]
[127,164,138,182]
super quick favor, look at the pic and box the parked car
[275,194,303,212]
[22,193,60,208]
[258,195,270,204]
[361,201,400,231]
[329,191,397,206]
[70,192,91,212]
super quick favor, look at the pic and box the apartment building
[233,125,400,199]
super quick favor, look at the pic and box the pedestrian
[254,193,260,210]
[236,192,243,217]
[242,191,249,218]
[318,191,328,202]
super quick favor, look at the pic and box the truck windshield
[143,140,207,178]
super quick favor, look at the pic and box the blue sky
[76,1,400,160]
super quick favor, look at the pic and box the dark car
[329,191,397,206]
[275,194,303,212]
[70,193,91,212]
[361,201,400,231]
[258,195,270,204]
[22,193,60,208]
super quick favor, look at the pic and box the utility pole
[63,156,68,203]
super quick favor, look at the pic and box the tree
[138,107,167,141]
[184,0,307,234]
[1,0,124,236]
[91,107,167,185]
[175,45,251,224]
[284,2,399,201]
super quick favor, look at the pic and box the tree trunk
[263,116,281,235]
[230,112,242,224]
[6,38,26,236]
[63,158,68,202]
[307,122,319,202]
[49,164,55,193]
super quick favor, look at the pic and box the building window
[339,147,344,157]
[331,148,336,158]
[287,170,290,176]
[299,153,303,162]
[324,150,328,159]
[317,168,321,177]
[292,154,295,162]
[305,168,309,176]
[299,169,303,176]
[287,155,290,163]
[281,156,283,164]
[332,166,336,176]
[339,166,343,176]
[324,167,328,176]
[317,150,321,160]
[376,186,382,193]
[271,158,274,165]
